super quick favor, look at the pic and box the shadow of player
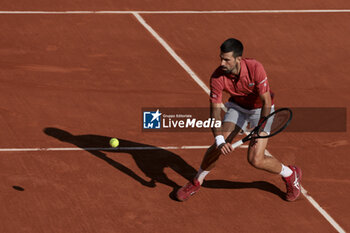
[44,127,285,201]
[43,127,197,200]
[202,180,285,200]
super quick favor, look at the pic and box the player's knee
[248,153,265,169]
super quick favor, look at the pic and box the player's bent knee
[248,154,265,169]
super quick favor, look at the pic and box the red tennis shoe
[282,165,302,201]
[176,178,201,201]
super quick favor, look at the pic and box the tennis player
[177,38,302,202]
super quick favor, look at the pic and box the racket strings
[258,110,292,136]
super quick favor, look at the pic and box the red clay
[0,7,349,233]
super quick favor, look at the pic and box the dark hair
[220,38,244,57]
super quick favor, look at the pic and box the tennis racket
[231,108,293,149]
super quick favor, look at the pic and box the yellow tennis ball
[109,138,119,148]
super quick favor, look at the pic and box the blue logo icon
[143,109,162,129]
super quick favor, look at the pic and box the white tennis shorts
[223,102,275,132]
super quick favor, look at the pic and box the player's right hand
[218,142,234,155]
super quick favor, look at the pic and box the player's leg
[246,106,287,173]
[247,135,282,173]
[247,110,302,201]
[194,106,247,184]
[176,107,246,201]
[199,121,241,171]
[247,136,302,201]
[176,122,241,201]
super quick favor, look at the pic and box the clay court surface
[0,1,349,232]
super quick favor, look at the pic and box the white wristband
[215,135,226,147]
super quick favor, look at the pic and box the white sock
[195,168,210,184]
[280,164,293,178]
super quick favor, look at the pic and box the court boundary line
[132,12,210,95]
[0,9,349,14]
[0,145,253,152]
[0,145,211,152]
[131,12,346,233]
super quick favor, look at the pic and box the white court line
[0,146,210,152]
[132,12,210,95]
[0,145,250,152]
[0,9,349,14]
[301,187,346,233]
[132,13,346,233]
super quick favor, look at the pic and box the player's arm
[256,91,272,136]
[259,91,272,121]
[210,102,233,154]
[248,91,272,147]
[209,75,225,146]
[254,62,272,123]
[210,102,223,137]
[209,72,232,154]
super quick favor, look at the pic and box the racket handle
[231,140,243,149]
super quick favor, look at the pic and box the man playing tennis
[177,38,302,202]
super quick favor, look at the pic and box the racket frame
[231,107,293,149]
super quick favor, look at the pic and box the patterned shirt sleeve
[254,62,270,95]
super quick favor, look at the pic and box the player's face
[220,51,241,75]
